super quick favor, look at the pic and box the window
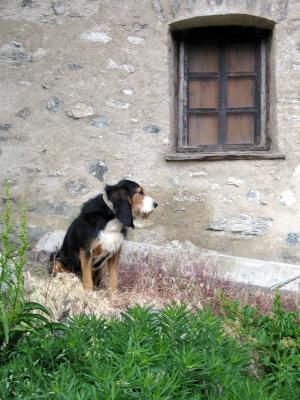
[175,27,271,157]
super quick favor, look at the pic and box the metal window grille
[176,27,269,153]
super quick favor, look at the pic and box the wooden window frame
[176,27,270,154]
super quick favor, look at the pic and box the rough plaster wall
[0,0,300,264]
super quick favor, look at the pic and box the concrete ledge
[122,242,300,293]
[33,231,300,293]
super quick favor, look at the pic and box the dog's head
[105,180,158,228]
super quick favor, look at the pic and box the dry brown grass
[24,249,299,322]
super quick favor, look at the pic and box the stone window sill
[165,151,286,161]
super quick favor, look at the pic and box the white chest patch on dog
[98,219,124,254]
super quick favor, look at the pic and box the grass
[1,301,299,399]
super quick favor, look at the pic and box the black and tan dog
[51,180,158,292]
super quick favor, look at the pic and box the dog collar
[102,192,114,211]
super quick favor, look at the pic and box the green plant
[220,292,300,398]
[0,181,64,353]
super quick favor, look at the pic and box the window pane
[188,115,219,145]
[226,78,255,108]
[226,114,254,144]
[188,79,219,108]
[226,43,255,73]
[188,44,219,73]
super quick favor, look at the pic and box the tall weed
[0,181,64,353]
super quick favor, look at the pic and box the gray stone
[277,190,296,207]
[34,230,66,253]
[133,23,148,31]
[122,89,134,96]
[91,116,110,128]
[0,124,12,131]
[22,0,34,6]
[68,63,82,70]
[27,225,47,244]
[127,36,144,44]
[207,214,273,236]
[28,201,79,218]
[52,1,65,15]
[106,59,135,74]
[143,125,161,134]
[227,177,245,187]
[88,160,108,182]
[0,42,32,64]
[286,232,299,247]
[247,190,260,203]
[32,48,47,61]
[65,179,88,196]
[67,103,95,119]
[46,97,63,113]
[16,107,31,118]
[80,31,111,43]
[106,100,130,109]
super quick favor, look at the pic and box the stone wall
[0,0,300,264]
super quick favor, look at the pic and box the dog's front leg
[107,251,120,294]
[80,248,93,291]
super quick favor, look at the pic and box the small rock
[67,103,95,119]
[0,124,12,131]
[133,23,148,31]
[247,190,260,203]
[22,0,33,6]
[27,225,47,245]
[29,201,78,218]
[210,183,221,190]
[80,31,111,43]
[188,171,207,177]
[68,63,82,70]
[106,59,135,74]
[143,125,161,134]
[46,97,63,113]
[278,190,296,207]
[286,232,299,247]
[32,48,47,61]
[106,100,130,109]
[122,89,134,96]
[16,107,31,118]
[88,160,108,182]
[127,36,144,44]
[52,1,65,15]
[207,214,273,236]
[0,41,32,64]
[227,177,245,187]
[91,116,110,128]
[48,169,65,177]
[66,180,88,196]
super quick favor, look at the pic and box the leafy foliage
[0,181,64,354]
[1,302,299,399]
[220,292,300,398]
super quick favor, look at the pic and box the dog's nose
[153,202,158,208]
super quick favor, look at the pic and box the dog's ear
[113,198,134,228]
[106,184,134,228]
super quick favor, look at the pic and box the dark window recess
[176,27,270,153]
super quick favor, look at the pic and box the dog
[50,180,158,292]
